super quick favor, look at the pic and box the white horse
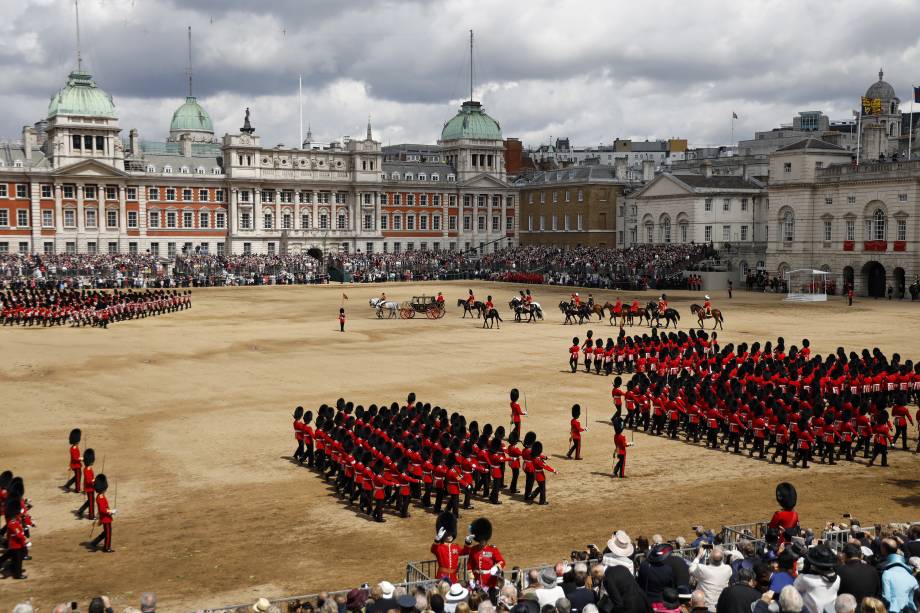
[369,297,399,319]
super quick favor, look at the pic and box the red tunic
[5,517,26,550]
[510,401,524,424]
[532,456,555,482]
[614,433,627,457]
[570,418,584,441]
[462,544,506,589]
[96,494,114,525]
[431,542,462,582]
[69,445,82,470]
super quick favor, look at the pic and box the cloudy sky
[4,0,920,150]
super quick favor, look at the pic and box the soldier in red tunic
[509,389,525,437]
[487,438,506,505]
[292,406,305,462]
[890,397,913,450]
[1,498,29,579]
[461,518,506,594]
[612,417,631,478]
[64,428,83,493]
[566,404,586,460]
[77,448,96,520]
[868,410,891,467]
[431,512,461,583]
[90,474,116,552]
[768,482,799,545]
[526,441,556,505]
[521,431,537,500]
[569,337,581,373]
[505,431,522,494]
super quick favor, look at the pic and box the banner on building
[914,86,920,103]
[861,96,882,115]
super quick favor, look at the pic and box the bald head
[52,605,70,613]
[691,591,706,609]
[710,548,725,565]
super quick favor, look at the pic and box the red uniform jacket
[570,418,585,441]
[431,542,462,582]
[510,401,524,424]
[83,467,95,492]
[5,517,26,549]
[96,494,114,525]
[532,456,555,482]
[70,445,82,470]
[462,543,506,589]
[614,433,628,457]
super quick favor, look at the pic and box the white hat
[607,529,635,557]
[908,556,920,571]
[252,598,272,613]
[860,546,874,559]
[446,583,469,602]
[704,295,710,300]
[379,581,396,600]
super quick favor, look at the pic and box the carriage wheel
[426,307,439,319]
[400,308,413,319]
[436,307,445,319]
[408,308,417,319]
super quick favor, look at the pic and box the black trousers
[489,477,502,503]
[91,523,112,550]
[728,431,741,453]
[837,441,853,461]
[869,444,888,466]
[508,467,520,493]
[749,438,765,458]
[793,448,811,468]
[0,547,25,578]
[528,480,547,504]
[566,439,581,459]
[570,357,578,373]
[707,426,719,448]
[294,439,304,460]
[772,443,788,464]
[613,454,626,477]
[820,442,836,464]
[892,425,908,449]
[524,471,535,499]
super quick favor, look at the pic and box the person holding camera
[690,546,733,612]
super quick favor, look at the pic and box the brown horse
[588,303,606,320]
[690,304,724,330]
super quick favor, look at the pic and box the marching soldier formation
[579,328,920,468]
[1,287,191,328]
[60,428,117,553]
[289,393,557,522]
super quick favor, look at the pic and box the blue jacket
[878,554,918,613]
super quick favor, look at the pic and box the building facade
[0,69,517,256]
[517,166,628,248]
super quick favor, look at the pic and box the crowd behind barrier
[0,245,712,291]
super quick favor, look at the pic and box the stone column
[254,189,263,231]
[54,184,63,242]
[76,184,85,236]
[30,181,41,252]
[119,185,128,250]
[312,194,318,233]
[230,188,239,234]
[500,193,507,248]
[97,183,105,239]
[294,194,301,231]
[442,193,449,239]
[274,189,282,232]
[138,184,148,250]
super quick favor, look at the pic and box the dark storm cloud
[3,0,920,148]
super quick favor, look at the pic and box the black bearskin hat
[507,430,520,445]
[437,511,457,541]
[523,431,537,447]
[494,426,506,441]
[293,406,304,420]
[571,404,581,419]
[9,477,24,498]
[531,441,543,457]
[510,388,520,402]
[69,428,82,445]
[304,410,313,424]
[94,473,109,494]
[408,392,416,404]
[490,437,502,452]
[4,497,19,521]
[614,376,622,387]
[470,517,493,543]
[0,470,12,490]
[572,337,579,345]
[776,482,797,510]
[612,415,624,433]
[83,448,96,466]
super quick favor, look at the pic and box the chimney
[642,159,655,181]
[701,159,713,178]
[22,126,35,161]
[180,133,192,158]
[129,128,140,156]
[614,157,627,180]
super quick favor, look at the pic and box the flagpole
[909,87,914,161]
[730,115,734,146]
[856,110,862,167]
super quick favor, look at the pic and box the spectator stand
[720,521,769,548]
[820,525,877,552]
[784,269,829,302]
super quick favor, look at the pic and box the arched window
[871,208,886,240]
[782,211,794,242]
[645,223,653,243]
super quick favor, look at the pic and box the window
[72,135,81,150]
[149,187,159,201]
[166,211,177,228]
[897,218,907,241]
[17,210,28,227]
[392,214,401,230]
[539,216,545,231]
[105,186,117,200]
[87,241,96,254]
[565,191,571,202]
[0,210,6,226]
[577,190,584,202]
[576,214,583,231]
[432,215,441,230]
[379,194,388,205]
[783,162,792,173]
[180,211,191,228]
[149,242,159,256]
[646,224,653,243]
[107,210,117,228]
[723,198,730,212]
[782,212,794,242]
[264,213,273,229]
[447,174,455,182]
[406,215,415,230]
[86,209,97,228]
[704,198,712,212]
[449,216,457,230]
[823,220,832,242]
[478,216,486,231]
[740,225,748,241]
[44,242,53,254]
[407,194,415,206]
[216,212,226,229]
[216,189,224,202]
[317,213,328,229]
[166,188,176,201]
[267,242,276,256]
[846,219,855,241]
[741,198,748,211]
[418,174,427,182]
[126,187,137,200]
[432,174,440,182]
[42,210,53,227]
[239,190,250,202]
[527,216,533,231]
[65,241,76,254]
[262,190,273,203]
[107,241,118,254]
[394,194,402,205]
[363,214,373,231]
[824,195,833,206]
[704,225,712,242]
[490,216,498,231]
[463,216,471,231]
[63,209,75,227]
[84,186,96,200]
[870,208,886,240]
[149,211,160,228]
[199,189,209,202]
[337,212,347,229]
[662,219,670,242]
[551,215,557,231]
[96,136,105,151]
[282,213,292,229]
[552,192,558,203]
[420,194,428,206]
[419,215,428,230]
[14,184,28,199]
[200,212,210,228]
[847,195,855,205]
[217,242,225,255]
[164,165,172,174]
[281,191,294,204]
[898,193,908,203]
[128,211,138,228]
[240,212,251,229]
[680,223,688,243]
[168,242,177,257]
[41,185,52,198]
[63,185,75,199]
[243,242,251,255]
[379,215,387,230]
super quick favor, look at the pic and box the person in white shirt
[536,567,566,609]
[689,547,734,612]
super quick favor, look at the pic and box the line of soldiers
[0,472,33,580]
[63,428,116,553]
[594,329,920,468]
[1,287,191,328]
[290,393,557,522]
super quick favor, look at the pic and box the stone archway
[843,266,854,291]
[861,261,886,298]
[307,247,323,262]
[894,267,906,298]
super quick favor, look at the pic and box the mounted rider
[658,294,668,313]
[436,292,445,307]
[524,289,533,305]
[587,293,595,308]
[467,289,475,305]
[485,295,494,311]
[703,295,712,316]
[571,292,581,307]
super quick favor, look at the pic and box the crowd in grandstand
[1,287,191,328]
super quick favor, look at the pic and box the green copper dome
[170,96,213,133]
[47,71,117,119]
[440,101,502,141]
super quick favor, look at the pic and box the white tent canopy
[784,269,829,302]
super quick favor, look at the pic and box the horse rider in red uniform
[431,512,461,583]
[467,289,475,306]
[658,294,668,314]
[703,295,712,316]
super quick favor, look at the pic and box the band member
[461,518,505,592]
[612,416,631,478]
[569,337,580,373]
[526,441,555,505]
[891,398,913,450]
[768,482,799,545]
[505,431,522,494]
[868,410,891,467]
[64,428,82,493]
[90,474,115,552]
[1,498,28,579]
[431,512,461,583]
[567,404,586,460]
[77,448,96,520]
[582,330,594,373]
[301,410,315,467]
[509,389,525,437]
[338,308,346,332]
[522,431,537,500]
[293,406,305,461]
[487,438,506,505]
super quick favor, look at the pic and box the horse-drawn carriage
[399,295,445,319]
